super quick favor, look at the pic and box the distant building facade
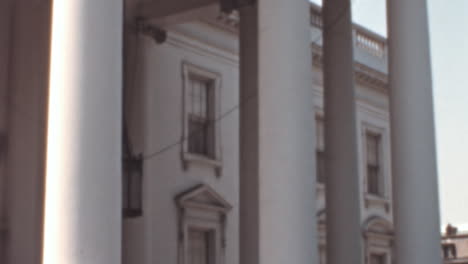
[442,225,468,264]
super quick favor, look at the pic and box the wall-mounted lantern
[123,154,143,218]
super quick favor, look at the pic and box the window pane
[188,75,215,159]
[368,165,380,195]
[189,77,210,119]
[200,81,206,118]
[366,133,380,165]
[189,118,206,155]
[366,132,381,195]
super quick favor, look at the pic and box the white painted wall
[123,22,239,264]
[123,17,392,264]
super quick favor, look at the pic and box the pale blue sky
[312,0,468,230]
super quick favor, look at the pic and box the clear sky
[311,0,468,230]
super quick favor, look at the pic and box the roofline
[309,1,387,41]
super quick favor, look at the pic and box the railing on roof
[310,8,323,28]
[310,5,387,60]
[354,25,387,58]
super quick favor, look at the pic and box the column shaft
[43,0,123,263]
[387,1,442,263]
[4,1,52,263]
[322,0,364,263]
[239,1,318,264]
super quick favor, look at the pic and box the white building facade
[0,0,441,264]
[121,4,395,264]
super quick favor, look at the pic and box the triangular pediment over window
[363,216,393,237]
[176,184,232,213]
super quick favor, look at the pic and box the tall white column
[239,1,318,264]
[387,1,442,264]
[43,0,123,263]
[322,0,364,263]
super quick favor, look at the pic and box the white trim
[357,104,392,212]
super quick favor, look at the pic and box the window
[182,62,222,174]
[176,185,231,264]
[366,131,382,196]
[189,229,215,264]
[188,76,215,158]
[370,253,386,264]
[315,116,325,183]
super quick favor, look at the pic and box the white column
[322,0,364,263]
[239,1,318,264]
[43,0,122,263]
[387,1,442,264]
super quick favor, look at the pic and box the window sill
[182,152,222,176]
[364,193,390,212]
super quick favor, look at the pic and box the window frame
[362,124,386,198]
[365,131,382,196]
[181,62,222,175]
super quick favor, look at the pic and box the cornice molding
[165,29,239,66]
[202,11,239,34]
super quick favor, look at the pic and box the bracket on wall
[220,0,255,14]
[135,17,167,44]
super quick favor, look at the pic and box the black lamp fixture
[123,153,143,218]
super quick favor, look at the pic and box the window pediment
[176,184,232,213]
[363,216,393,237]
